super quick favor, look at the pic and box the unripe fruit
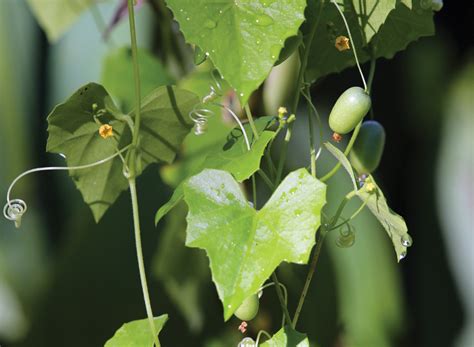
[329,87,371,135]
[349,120,386,174]
[234,294,259,321]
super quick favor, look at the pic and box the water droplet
[401,234,413,247]
[227,304,232,308]
[59,153,66,159]
[240,92,244,97]
[238,337,256,347]
[255,14,273,26]
[186,17,190,21]
[270,44,280,61]
[399,251,407,261]
[204,19,217,29]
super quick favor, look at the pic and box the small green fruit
[349,120,386,174]
[234,294,259,321]
[329,87,371,135]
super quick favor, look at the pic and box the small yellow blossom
[99,124,113,139]
[365,182,376,193]
[335,36,350,51]
[278,106,287,118]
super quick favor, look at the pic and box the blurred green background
[0,1,472,346]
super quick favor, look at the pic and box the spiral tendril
[188,69,251,151]
[3,145,130,229]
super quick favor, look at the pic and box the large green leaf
[165,0,307,104]
[356,176,412,261]
[155,117,276,225]
[305,0,435,82]
[260,326,310,347]
[104,315,168,347]
[27,0,93,42]
[46,83,198,221]
[102,47,174,113]
[183,168,326,320]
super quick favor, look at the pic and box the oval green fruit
[234,294,259,321]
[349,120,386,174]
[329,86,371,135]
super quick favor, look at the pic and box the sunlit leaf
[356,176,411,261]
[260,326,309,347]
[104,315,168,347]
[183,168,326,320]
[155,117,276,225]
[165,0,307,104]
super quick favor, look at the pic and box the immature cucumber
[329,87,371,137]
[349,120,386,174]
[234,294,259,321]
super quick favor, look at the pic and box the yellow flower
[99,124,113,139]
[365,182,376,193]
[335,36,350,51]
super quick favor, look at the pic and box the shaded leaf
[305,0,434,82]
[260,326,310,347]
[356,176,411,261]
[46,83,198,221]
[102,47,174,113]
[165,0,307,104]
[183,168,326,320]
[104,315,168,347]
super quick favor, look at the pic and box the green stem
[292,228,326,328]
[271,273,292,327]
[275,122,293,185]
[128,0,142,148]
[292,190,355,328]
[258,169,274,190]
[252,175,258,208]
[129,178,160,347]
[320,121,362,183]
[126,2,159,346]
[291,1,323,114]
[245,104,259,140]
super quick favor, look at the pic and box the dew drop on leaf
[401,233,413,247]
[204,19,217,29]
[399,250,407,261]
[255,14,273,26]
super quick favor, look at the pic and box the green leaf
[352,0,397,43]
[27,0,93,42]
[102,47,174,113]
[104,315,168,347]
[324,142,357,191]
[183,168,326,320]
[260,326,310,347]
[356,176,411,262]
[155,117,276,225]
[305,0,434,82]
[46,83,198,221]
[165,0,307,104]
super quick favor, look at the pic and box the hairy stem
[129,178,160,347]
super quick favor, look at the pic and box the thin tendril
[213,103,251,151]
[331,0,368,92]
[255,330,272,346]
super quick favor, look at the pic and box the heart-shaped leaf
[356,176,412,262]
[155,117,276,225]
[183,168,326,320]
[260,326,309,347]
[165,0,307,104]
[104,315,168,347]
[46,83,198,221]
[305,0,434,82]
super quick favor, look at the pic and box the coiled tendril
[189,69,251,150]
[3,145,130,229]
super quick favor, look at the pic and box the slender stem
[320,121,362,183]
[292,229,326,328]
[271,273,292,327]
[245,104,259,140]
[367,51,376,94]
[292,190,355,328]
[258,169,274,190]
[275,123,293,185]
[129,179,160,347]
[127,0,142,147]
[291,1,323,114]
[331,0,367,92]
[252,175,258,208]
